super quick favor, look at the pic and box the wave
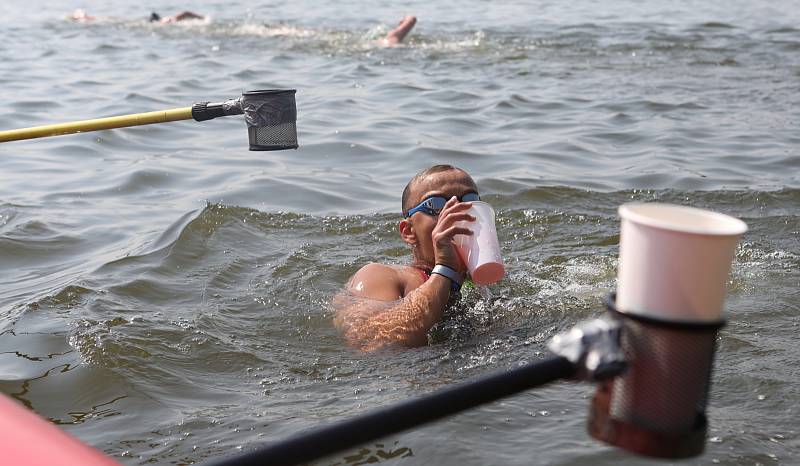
[15,187,796,362]
[2,183,796,462]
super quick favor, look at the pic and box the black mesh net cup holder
[588,293,725,459]
[242,89,298,151]
[189,89,298,151]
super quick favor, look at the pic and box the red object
[416,267,431,281]
[0,394,121,466]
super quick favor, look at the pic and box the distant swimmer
[381,15,417,46]
[69,9,95,22]
[69,9,206,24]
[149,11,206,23]
[333,165,483,351]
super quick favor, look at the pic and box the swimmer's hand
[431,196,475,275]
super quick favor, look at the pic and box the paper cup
[454,201,505,286]
[617,203,747,322]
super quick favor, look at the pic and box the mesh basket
[241,90,298,151]
[588,293,724,459]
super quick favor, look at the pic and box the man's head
[399,165,479,267]
[401,165,477,217]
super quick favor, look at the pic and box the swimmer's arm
[334,263,452,351]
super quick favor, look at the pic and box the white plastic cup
[617,203,747,322]
[454,201,505,286]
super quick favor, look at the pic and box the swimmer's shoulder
[347,263,405,300]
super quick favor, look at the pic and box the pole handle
[192,98,244,122]
[0,107,193,143]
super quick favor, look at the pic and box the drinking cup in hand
[454,201,505,286]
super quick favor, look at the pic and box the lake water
[1,1,798,465]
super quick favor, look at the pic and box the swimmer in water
[148,11,205,23]
[69,9,205,23]
[333,165,482,351]
[381,15,417,45]
[69,9,95,22]
[70,10,411,44]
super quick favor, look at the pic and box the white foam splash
[231,23,315,38]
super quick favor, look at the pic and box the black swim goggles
[404,193,480,218]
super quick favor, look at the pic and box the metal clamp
[548,316,626,382]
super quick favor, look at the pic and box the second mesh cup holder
[588,293,725,459]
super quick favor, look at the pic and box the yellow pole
[0,107,194,143]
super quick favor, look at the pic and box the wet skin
[382,16,417,45]
[334,168,478,351]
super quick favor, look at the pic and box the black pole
[206,355,575,466]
